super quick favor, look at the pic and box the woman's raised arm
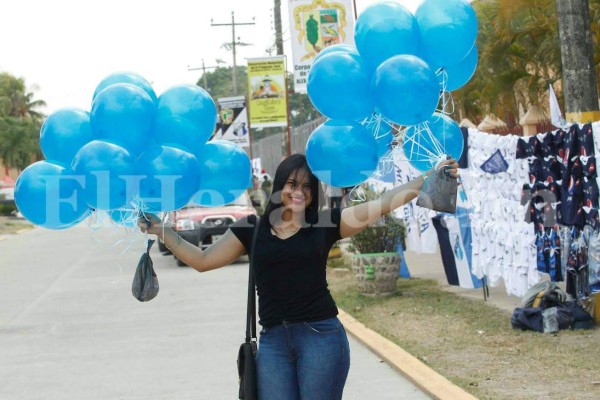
[339,159,459,238]
[138,215,246,272]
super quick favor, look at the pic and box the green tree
[197,66,248,99]
[0,73,44,172]
[0,73,46,121]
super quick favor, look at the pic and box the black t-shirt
[230,209,342,327]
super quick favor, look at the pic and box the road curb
[338,308,479,400]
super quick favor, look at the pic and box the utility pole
[556,0,600,122]
[211,11,255,95]
[274,0,284,55]
[187,59,222,91]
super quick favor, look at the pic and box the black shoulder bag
[237,218,260,400]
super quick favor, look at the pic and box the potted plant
[347,186,406,296]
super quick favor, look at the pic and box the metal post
[211,11,255,96]
[187,59,221,91]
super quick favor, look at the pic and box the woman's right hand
[137,213,167,236]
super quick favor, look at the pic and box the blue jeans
[256,316,350,400]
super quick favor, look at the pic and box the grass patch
[328,270,600,400]
[0,216,33,235]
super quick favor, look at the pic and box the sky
[1,0,423,116]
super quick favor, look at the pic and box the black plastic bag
[416,164,458,213]
[132,239,159,302]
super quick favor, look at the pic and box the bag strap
[245,216,260,343]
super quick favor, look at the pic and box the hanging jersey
[569,156,583,179]
[561,125,579,166]
[561,176,584,226]
[585,227,600,290]
[537,132,554,158]
[528,135,542,158]
[577,123,595,157]
[527,157,542,181]
[582,177,599,209]
[583,207,600,230]
[541,157,562,182]
[580,155,597,178]
[516,138,532,159]
[552,129,566,157]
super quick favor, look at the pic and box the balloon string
[400,125,439,160]
[85,203,150,284]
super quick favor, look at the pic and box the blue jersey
[582,177,599,209]
[541,157,562,182]
[516,138,532,159]
[580,155,596,178]
[577,123,595,157]
[528,135,542,158]
[560,176,584,226]
[552,129,567,157]
[537,132,555,158]
[561,125,579,166]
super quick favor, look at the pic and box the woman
[139,153,459,400]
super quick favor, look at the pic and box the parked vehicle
[162,192,258,266]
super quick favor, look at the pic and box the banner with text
[288,0,356,92]
[247,56,288,128]
[214,96,250,148]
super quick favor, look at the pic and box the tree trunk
[274,0,284,55]
[556,0,600,121]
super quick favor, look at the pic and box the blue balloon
[306,119,379,187]
[193,140,252,207]
[40,108,94,165]
[355,2,421,69]
[72,140,138,210]
[93,71,157,104]
[15,161,90,229]
[154,84,217,153]
[137,145,201,212]
[402,113,464,171]
[443,44,478,91]
[307,52,374,121]
[372,55,440,126]
[415,0,478,69]
[314,44,360,63]
[91,83,156,157]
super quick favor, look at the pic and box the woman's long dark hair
[262,154,325,227]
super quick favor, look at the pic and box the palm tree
[0,73,44,173]
[455,0,565,124]
[0,73,46,121]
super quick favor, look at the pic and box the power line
[187,59,225,92]
[211,11,255,95]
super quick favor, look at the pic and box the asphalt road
[0,223,429,399]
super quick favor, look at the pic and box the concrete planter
[352,253,401,296]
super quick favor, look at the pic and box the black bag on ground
[511,307,544,332]
[520,281,567,309]
[565,300,595,330]
[132,239,159,302]
[237,219,260,400]
[416,161,458,213]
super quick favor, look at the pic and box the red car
[160,192,258,266]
